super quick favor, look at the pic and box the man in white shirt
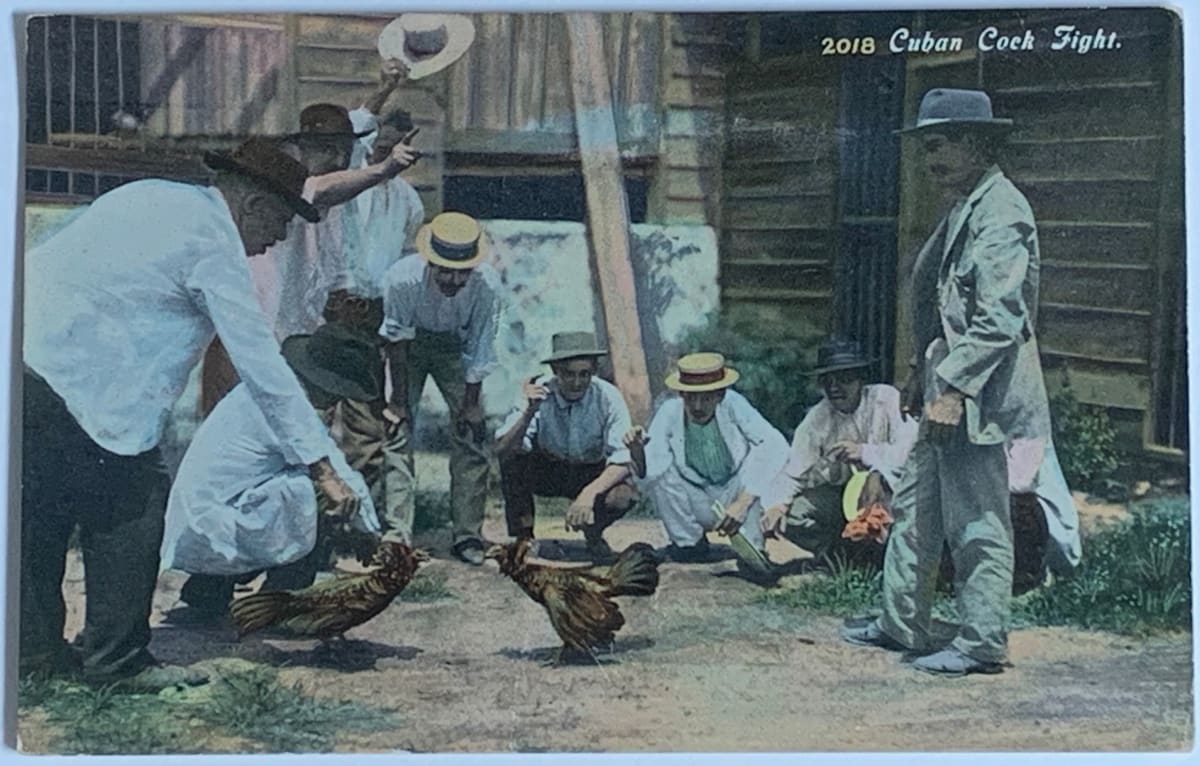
[200,78,418,415]
[22,138,362,690]
[626,353,788,579]
[380,211,501,565]
[164,323,383,611]
[494,332,638,562]
[760,338,918,562]
[325,105,428,541]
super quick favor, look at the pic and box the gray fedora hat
[281,323,382,403]
[896,88,1014,135]
[809,338,876,377]
[541,331,608,364]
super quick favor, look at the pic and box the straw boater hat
[281,323,382,403]
[541,331,608,364]
[204,137,320,223]
[896,88,1014,135]
[377,14,476,80]
[665,352,740,392]
[416,211,488,270]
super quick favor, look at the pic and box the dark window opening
[443,174,648,223]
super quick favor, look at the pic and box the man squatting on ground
[760,338,918,563]
[21,139,362,691]
[841,88,1057,677]
[494,331,640,563]
[626,353,789,573]
[379,211,502,565]
[164,324,384,609]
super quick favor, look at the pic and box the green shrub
[1048,377,1120,492]
[1012,496,1191,635]
[676,317,822,435]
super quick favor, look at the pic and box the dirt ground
[18,461,1194,754]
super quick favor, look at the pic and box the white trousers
[646,466,767,551]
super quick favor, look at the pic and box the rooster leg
[539,646,567,668]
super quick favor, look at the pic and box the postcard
[12,6,1191,755]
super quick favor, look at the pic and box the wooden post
[564,12,652,423]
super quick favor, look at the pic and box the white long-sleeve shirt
[24,179,330,464]
[379,254,502,384]
[761,384,918,510]
[641,389,788,501]
[161,384,378,575]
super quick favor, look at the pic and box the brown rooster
[485,539,659,664]
[229,541,429,641]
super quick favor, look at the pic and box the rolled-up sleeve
[462,284,500,384]
[935,197,1036,398]
[379,264,419,343]
[602,387,633,465]
[640,401,677,483]
[187,251,330,466]
[762,412,823,510]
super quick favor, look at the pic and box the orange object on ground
[842,502,894,545]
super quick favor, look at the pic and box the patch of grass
[1012,496,1191,635]
[25,678,195,755]
[399,569,455,602]
[198,665,397,753]
[757,554,882,615]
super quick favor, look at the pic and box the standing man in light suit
[841,89,1052,676]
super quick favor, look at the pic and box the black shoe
[584,533,617,564]
[179,574,234,614]
[666,537,711,563]
[453,539,486,566]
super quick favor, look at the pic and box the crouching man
[760,338,918,564]
[163,323,381,612]
[494,331,638,563]
[627,353,787,579]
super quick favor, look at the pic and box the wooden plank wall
[292,13,446,217]
[718,20,839,340]
[895,9,1183,450]
[646,13,728,226]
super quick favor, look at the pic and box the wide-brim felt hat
[377,14,476,80]
[541,331,608,364]
[283,102,374,143]
[809,338,876,377]
[204,137,320,223]
[896,88,1014,135]
[665,352,740,392]
[281,322,382,403]
[416,211,488,270]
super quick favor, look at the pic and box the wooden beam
[565,12,652,423]
[25,143,211,181]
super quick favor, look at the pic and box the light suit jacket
[911,165,1051,445]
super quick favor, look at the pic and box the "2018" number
[821,36,876,55]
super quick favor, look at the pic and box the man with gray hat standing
[760,338,917,563]
[494,331,639,562]
[841,88,1051,677]
[22,138,363,690]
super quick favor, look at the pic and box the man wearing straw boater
[840,88,1052,676]
[379,211,501,565]
[22,138,364,690]
[626,353,787,582]
[494,331,639,563]
[329,14,477,546]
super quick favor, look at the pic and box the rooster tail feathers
[605,542,659,597]
[229,590,299,637]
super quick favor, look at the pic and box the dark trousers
[180,533,335,611]
[21,370,169,679]
[499,451,636,539]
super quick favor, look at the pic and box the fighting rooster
[485,539,659,664]
[229,541,429,641]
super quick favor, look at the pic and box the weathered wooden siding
[718,22,839,341]
[893,8,1184,451]
[646,13,728,226]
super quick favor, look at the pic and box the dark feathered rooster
[485,539,659,664]
[229,541,428,641]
